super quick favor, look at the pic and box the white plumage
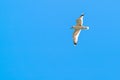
[72,14,89,45]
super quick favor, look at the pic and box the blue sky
[0,0,120,80]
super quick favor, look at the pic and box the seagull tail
[70,26,74,29]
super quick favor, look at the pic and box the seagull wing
[73,29,81,45]
[76,14,84,26]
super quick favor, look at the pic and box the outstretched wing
[73,29,81,45]
[76,14,84,26]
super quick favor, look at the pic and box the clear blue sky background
[0,0,120,80]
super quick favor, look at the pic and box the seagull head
[86,27,89,30]
[82,26,89,30]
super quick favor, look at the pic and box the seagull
[71,14,89,46]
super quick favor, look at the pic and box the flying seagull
[71,14,89,46]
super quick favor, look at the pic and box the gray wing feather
[73,29,81,45]
[76,15,84,26]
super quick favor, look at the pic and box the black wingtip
[81,14,84,16]
[74,43,77,46]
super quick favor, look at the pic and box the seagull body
[71,14,89,45]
